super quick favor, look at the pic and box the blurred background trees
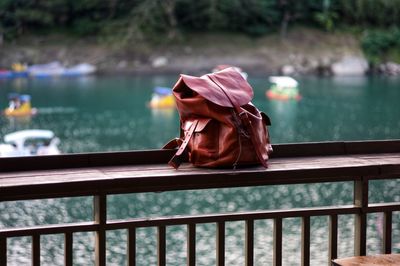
[1,0,400,62]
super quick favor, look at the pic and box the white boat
[27,61,65,77]
[266,76,301,101]
[0,129,61,157]
[28,62,96,77]
[63,63,97,76]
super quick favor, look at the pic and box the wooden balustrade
[0,140,400,265]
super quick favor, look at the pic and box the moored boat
[148,87,175,108]
[0,69,13,79]
[27,61,64,77]
[0,129,61,157]
[4,93,37,117]
[0,63,28,79]
[62,63,97,76]
[28,61,96,78]
[266,76,301,101]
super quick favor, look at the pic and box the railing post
[301,216,310,266]
[329,214,338,263]
[158,226,166,266]
[217,222,225,266]
[0,236,6,266]
[187,223,196,266]
[64,232,73,266]
[273,218,282,266]
[245,219,254,266]
[383,211,392,254]
[354,177,368,256]
[127,227,136,266]
[32,234,40,266]
[94,194,107,266]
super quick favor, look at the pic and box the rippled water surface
[1,75,400,153]
[1,75,400,265]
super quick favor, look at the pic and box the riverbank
[0,28,367,76]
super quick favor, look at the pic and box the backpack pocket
[183,118,220,165]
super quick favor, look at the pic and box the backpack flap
[178,67,253,108]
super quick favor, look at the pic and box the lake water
[1,75,400,265]
[1,75,400,153]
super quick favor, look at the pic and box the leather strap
[236,110,268,167]
[162,138,182,149]
[168,120,199,169]
[207,74,268,168]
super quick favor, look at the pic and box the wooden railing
[0,140,400,265]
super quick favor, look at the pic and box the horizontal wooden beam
[1,140,399,173]
[0,158,398,201]
[0,205,359,237]
[0,141,399,202]
[4,202,398,239]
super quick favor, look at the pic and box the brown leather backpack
[165,67,273,169]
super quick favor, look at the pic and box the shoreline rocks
[331,56,369,76]
[379,62,400,76]
[1,32,400,77]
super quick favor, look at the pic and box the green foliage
[386,49,400,64]
[314,11,338,32]
[361,27,400,64]
[337,0,400,27]
[1,0,400,43]
[99,0,175,46]
[71,18,101,36]
[239,0,280,36]
[14,9,53,26]
[175,0,280,36]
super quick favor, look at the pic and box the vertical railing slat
[158,226,166,266]
[329,214,338,262]
[273,217,282,266]
[354,211,367,256]
[0,236,7,266]
[383,211,392,254]
[187,223,196,266]
[301,216,310,266]
[64,232,73,266]
[127,227,136,266]
[217,222,225,266]
[94,194,107,266]
[32,234,40,266]
[246,219,254,266]
[354,178,368,256]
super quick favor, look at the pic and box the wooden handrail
[1,145,400,202]
[1,140,400,173]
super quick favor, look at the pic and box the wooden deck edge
[0,140,399,172]
[0,149,177,172]
[271,139,400,158]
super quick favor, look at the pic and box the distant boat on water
[28,61,96,78]
[0,129,61,157]
[266,76,301,101]
[0,62,96,78]
[3,93,37,117]
[148,87,175,109]
[0,63,29,79]
[0,69,13,79]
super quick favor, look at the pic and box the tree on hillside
[338,0,400,26]
[1,0,400,42]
